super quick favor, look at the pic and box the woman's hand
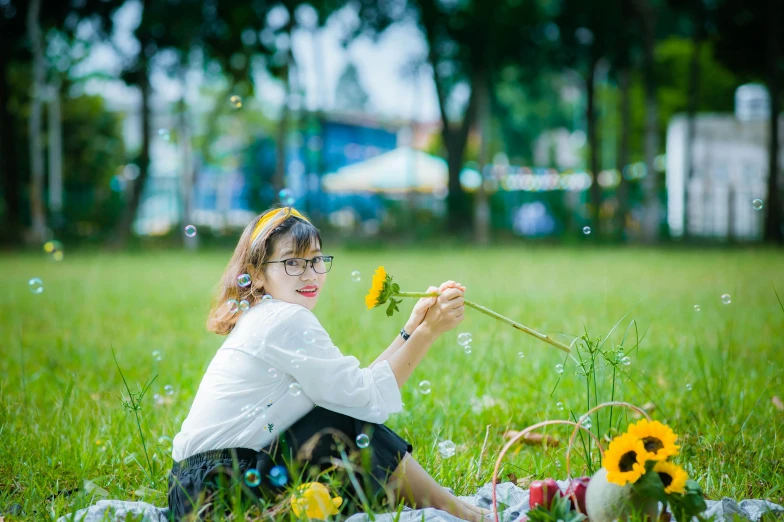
[406,280,466,335]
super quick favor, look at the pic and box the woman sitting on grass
[169,205,492,521]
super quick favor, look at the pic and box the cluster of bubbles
[184,225,197,237]
[230,95,243,109]
[226,299,251,314]
[269,465,288,487]
[356,434,370,448]
[437,440,456,458]
[418,380,431,394]
[582,226,591,235]
[279,188,295,205]
[351,271,361,282]
[752,199,764,210]
[457,332,472,354]
[44,240,64,261]
[28,278,44,294]
[241,404,266,420]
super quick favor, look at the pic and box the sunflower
[626,419,680,461]
[365,266,388,308]
[653,461,688,494]
[603,433,651,486]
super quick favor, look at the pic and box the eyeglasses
[262,255,334,276]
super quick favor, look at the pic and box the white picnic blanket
[55,480,783,522]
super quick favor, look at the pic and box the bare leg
[384,452,492,522]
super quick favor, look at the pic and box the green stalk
[395,291,571,353]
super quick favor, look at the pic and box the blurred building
[666,84,784,240]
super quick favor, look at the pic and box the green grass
[2,246,784,519]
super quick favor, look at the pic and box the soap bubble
[356,434,370,448]
[518,351,525,359]
[581,417,592,429]
[290,358,300,369]
[685,383,693,391]
[164,385,174,396]
[752,199,764,210]
[721,293,731,305]
[694,304,701,312]
[43,240,64,261]
[457,333,472,346]
[371,405,381,418]
[184,225,197,237]
[157,128,170,141]
[152,350,162,362]
[464,345,472,354]
[237,274,251,287]
[239,299,250,311]
[621,356,631,366]
[556,402,564,411]
[418,380,431,394]
[437,440,456,458]
[157,435,172,450]
[269,466,288,487]
[28,278,44,294]
[582,226,591,235]
[288,383,302,396]
[268,368,279,379]
[244,468,261,487]
[302,330,316,344]
[555,364,564,374]
[279,188,295,205]
[229,95,242,109]
[262,294,273,301]
[154,393,164,406]
[351,270,361,282]
[555,460,562,469]
[226,299,240,313]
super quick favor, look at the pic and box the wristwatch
[400,327,411,341]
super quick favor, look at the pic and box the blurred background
[0,0,781,250]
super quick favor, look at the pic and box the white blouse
[172,299,403,462]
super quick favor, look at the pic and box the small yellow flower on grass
[627,419,680,461]
[603,432,651,486]
[290,482,343,520]
[653,461,688,494]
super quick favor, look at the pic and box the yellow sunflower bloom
[653,461,688,494]
[626,419,680,461]
[603,433,651,486]
[365,266,388,309]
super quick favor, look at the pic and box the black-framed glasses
[262,255,334,276]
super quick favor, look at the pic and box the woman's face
[260,238,327,311]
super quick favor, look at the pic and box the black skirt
[167,406,413,521]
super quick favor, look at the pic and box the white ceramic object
[585,468,659,522]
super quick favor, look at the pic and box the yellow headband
[250,207,310,245]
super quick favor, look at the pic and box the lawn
[1,246,783,519]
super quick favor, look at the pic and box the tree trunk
[111,60,151,248]
[274,18,296,194]
[616,68,632,240]
[0,50,22,246]
[27,0,47,244]
[637,0,660,243]
[586,58,601,234]
[764,0,782,244]
[178,73,197,250]
[474,70,491,245]
[47,82,64,232]
[684,3,705,240]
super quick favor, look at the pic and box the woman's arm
[381,324,439,389]
[368,316,419,371]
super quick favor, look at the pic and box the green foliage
[527,492,586,522]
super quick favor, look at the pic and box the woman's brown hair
[206,206,322,335]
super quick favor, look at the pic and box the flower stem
[394,291,571,353]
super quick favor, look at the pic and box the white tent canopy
[322,147,447,193]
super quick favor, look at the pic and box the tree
[335,61,369,112]
[714,0,783,244]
